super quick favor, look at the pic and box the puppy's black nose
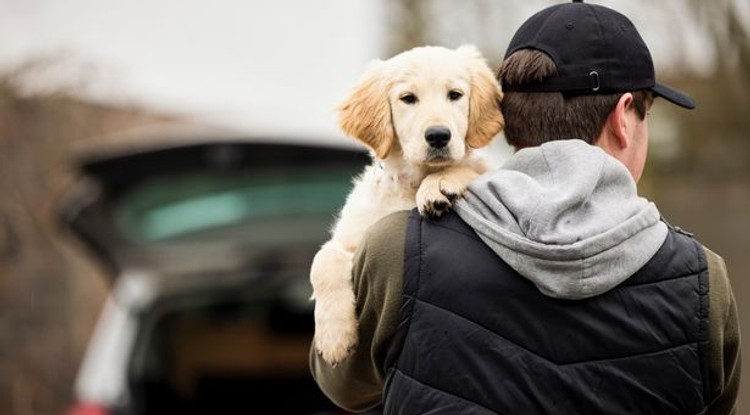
[425,126,451,149]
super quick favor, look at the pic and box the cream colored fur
[310,45,504,365]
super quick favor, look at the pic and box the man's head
[498,1,694,179]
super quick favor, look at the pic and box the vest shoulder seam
[408,296,704,367]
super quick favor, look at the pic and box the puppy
[310,45,504,365]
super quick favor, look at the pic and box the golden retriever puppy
[310,45,504,365]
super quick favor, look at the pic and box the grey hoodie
[454,139,668,300]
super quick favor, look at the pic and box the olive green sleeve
[310,211,410,412]
[705,247,741,415]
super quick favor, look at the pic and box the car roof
[71,120,361,160]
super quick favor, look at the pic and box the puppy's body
[311,45,504,365]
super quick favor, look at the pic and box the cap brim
[652,83,695,109]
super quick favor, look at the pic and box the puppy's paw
[314,294,359,365]
[417,181,455,219]
[417,171,474,219]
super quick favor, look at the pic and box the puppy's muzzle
[425,126,451,149]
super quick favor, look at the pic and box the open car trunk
[61,135,374,414]
[62,138,369,275]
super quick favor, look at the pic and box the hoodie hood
[454,139,667,300]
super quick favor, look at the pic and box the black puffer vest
[382,211,710,414]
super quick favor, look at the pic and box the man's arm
[310,211,409,412]
[705,247,741,415]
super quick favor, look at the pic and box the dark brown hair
[499,49,652,149]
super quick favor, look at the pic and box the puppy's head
[338,45,504,165]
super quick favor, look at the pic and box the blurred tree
[661,0,750,178]
[0,61,173,415]
[383,0,520,62]
[684,0,750,81]
[384,0,430,55]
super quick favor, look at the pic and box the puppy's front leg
[310,240,358,365]
[417,165,482,219]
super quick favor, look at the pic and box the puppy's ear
[337,61,395,159]
[458,45,505,149]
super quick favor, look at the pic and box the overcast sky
[0,0,386,139]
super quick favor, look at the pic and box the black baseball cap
[503,0,695,109]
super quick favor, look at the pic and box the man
[310,1,741,414]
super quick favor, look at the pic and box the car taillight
[67,402,112,415]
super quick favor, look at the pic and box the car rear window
[115,164,359,244]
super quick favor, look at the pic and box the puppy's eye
[448,90,464,101]
[400,93,417,104]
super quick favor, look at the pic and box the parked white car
[61,129,379,415]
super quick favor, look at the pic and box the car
[61,125,381,415]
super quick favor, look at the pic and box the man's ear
[337,60,395,159]
[606,92,635,150]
